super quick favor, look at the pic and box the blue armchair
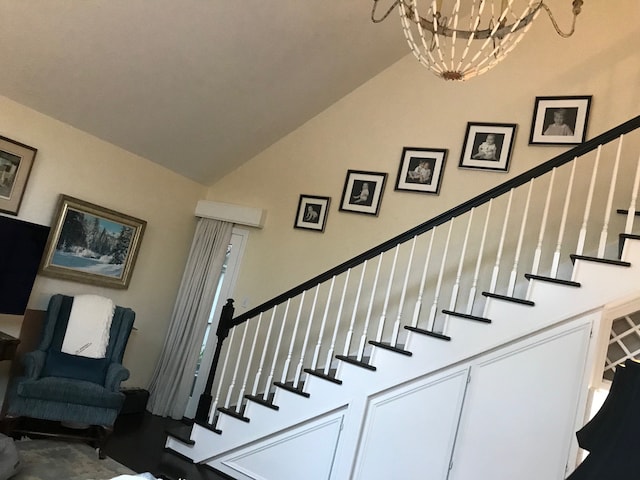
[5,294,134,457]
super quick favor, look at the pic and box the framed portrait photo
[0,136,37,215]
[529,95,592,145]
[339,170,387,216]
[395,147,447,195]
[459,122,517,172]
[294,194,330,232]
[40,195,147,289]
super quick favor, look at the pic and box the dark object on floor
[120,388,150,415]
[566,358,640,479]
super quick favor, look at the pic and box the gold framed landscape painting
[40,195,147,289]
[0,136,37,215]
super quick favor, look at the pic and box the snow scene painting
[41,195,146,288]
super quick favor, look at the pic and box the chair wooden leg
[0,415,22,439]
[97,425,113,459]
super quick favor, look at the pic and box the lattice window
[603,310,640,381]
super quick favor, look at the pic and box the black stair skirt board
[304,367,343,385]
[273,380,311,398]
[442,309,492,324]
[217,404,250,423]
[404,326,452,341]
[619,233,640,259]
[335,354,377,371]
[570,254,631,267]
[245,392,280,410]
[482,291,535,306]
[523,274,581,288]
[368,340,413,356]
[616,209,640,216]
[165,425,195,445]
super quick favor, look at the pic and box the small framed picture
[0,136,37,215]
[294,194,330,232]
[459,122,517,172]
[529,95,592,145]
[395,147,447,195]
[339,170,387,216]
[40,195,147,289]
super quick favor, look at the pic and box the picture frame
[529,95,592,145]
[294,194,330,232]
[0,136,37,215]
[339,170,387,216]
[395,147,447,195]
[459,122,517,172]
[40,195,147,289]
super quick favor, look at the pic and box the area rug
[13,439,135,480]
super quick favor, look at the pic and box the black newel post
[195,298,235,423]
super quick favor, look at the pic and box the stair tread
[245,392,280,410]
[274,380,311,398]
[616,209,640,216]
[194,416,222,435]
[482,291,535,306]
[304,367,343,384]
[218,404,250,423]
[335,354,377,371]
[570,254,631,267]
[165,425,195,445]
[442,309,492,324]
[404,326,452,341]
[369,340,413,356]
[524,274,581,287]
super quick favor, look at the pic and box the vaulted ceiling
[0,1,408,185]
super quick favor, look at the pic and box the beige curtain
[147,218,233,418]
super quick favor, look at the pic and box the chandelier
[372,0,583,81]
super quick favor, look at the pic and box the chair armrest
[22,351,46,379]
[105,363,130,391]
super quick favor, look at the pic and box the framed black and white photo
[0,136,37,215]
[395,147,447,195]
[40,195,147,288]
[459,122,517,172]
[339,170,387,216]
[294,194,330,232]
[529,95,592,145]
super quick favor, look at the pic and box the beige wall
[206,0,640,316]
[0,96,206,388]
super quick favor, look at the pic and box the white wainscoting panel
[213,409,345,480]
[352,367,470,480]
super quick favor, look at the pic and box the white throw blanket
[61,294,115,358]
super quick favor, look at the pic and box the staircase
[166,115,640,480]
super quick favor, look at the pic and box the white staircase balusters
[324,269,351,375]
[208,326,237,423]
[412,228,436,327]
[223,322,248,410]
[294,286,320,388]
[250,308,277,397]
[429,220,454,333]
[446,211,474,330]
[263,299,290,401]
[527,169,556,299]
[375,246,400,342]
[551,160,576,278]
[358,255,383,360]
[486,189,514,301]
[236,314,262,413]
[576,146,602,256]
[507,180,533,297]
[625,153,640,234]
[598,135,624,258]
[467,200,492,315]
[342,262,367,357]
[391,236,417,346]
[311,277,335,371]
[280,292,306,385]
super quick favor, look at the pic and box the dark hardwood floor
[105,412,234,480]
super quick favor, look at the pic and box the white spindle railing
[203,118,640,426]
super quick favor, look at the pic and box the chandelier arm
[371,0,402,23]
[540,1,581,38]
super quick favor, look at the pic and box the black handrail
[231,114,640,327]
